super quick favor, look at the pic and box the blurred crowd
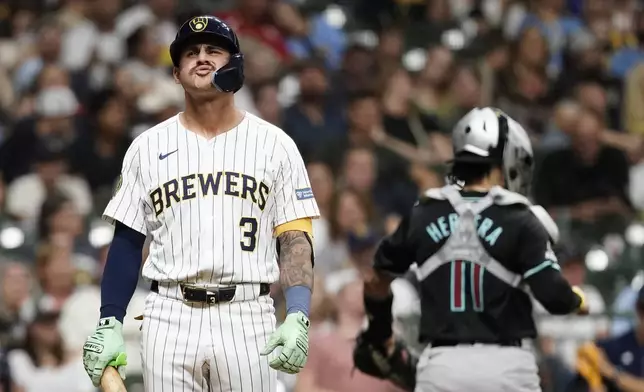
[1,0,644,391]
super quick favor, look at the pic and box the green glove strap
[82,317,128,387]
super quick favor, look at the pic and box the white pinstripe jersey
[103,112,320,285]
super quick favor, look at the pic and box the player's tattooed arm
[277,230,314,290]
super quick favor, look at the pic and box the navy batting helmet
[169,15,244,93]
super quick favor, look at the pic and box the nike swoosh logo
[159,150,178,160]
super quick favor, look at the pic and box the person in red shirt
[216,0,290,62]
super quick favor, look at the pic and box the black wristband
[363,294,394,342]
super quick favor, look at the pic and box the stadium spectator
[6,144,91,226]
[329,41,377,103]
[36,192,87,253]
[497,27,553,138]
[0,263,33,348]
[1,1,644,390]
[60,0,126,71]
[569,285,644,392]
[316,188,373,275]
[68,88,131,205]
[120,24,167,94]
[410,45,456,134]
[115,0,178,50]
[295,279,406,392]
[405,0,460,49]
[535,108,632,228]
[340,147,380,207]
[306,160,334,255]
[5,307,93,392]
[535,244,609,370]
[11,18,64,95]
[252,79,282,127]
[280,3,347,70]
[283,60,346,161]
[0,85,80,185]
[33,243,77,313]
[216,0,290,66]
[518,0,584,75]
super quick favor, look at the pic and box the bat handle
[100,366,127,392]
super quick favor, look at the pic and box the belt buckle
[181,285,218,304]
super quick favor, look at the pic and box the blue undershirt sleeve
[100,221,146,323]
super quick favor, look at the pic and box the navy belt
[150,280,270,304]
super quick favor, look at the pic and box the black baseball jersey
[374,188,581,344]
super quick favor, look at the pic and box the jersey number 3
[450,260,485,312]
[239,217,258,252]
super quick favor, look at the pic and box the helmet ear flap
[212,53,245,93]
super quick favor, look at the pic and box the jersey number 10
[450,260,485,312]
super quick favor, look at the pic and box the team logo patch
[189,17,208,32]
[295,187,314,200]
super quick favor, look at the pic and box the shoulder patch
[295,187,314,200]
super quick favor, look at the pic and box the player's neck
[462,179,496,193]
[182,95,242,138]
[462,170,504,192]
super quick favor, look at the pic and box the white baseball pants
[415,344,542,392]
[140,282,278,392]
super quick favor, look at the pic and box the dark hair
[347,90,378,106]
[509,27,549,72]
[37,192,71,241]
[36,15,61,35]
[126,25,149,58]
[328,188,375,241]
[88,88,120,115]
[23,315,64,368]
[449,159,495,185]
[295,57,327,74]
[251,78,279,101]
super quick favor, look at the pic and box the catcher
[353,107,589,392]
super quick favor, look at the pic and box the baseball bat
[101,366,127,392]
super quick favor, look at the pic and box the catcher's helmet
[169,15,244,93]
[449,107,534,195]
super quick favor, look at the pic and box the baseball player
[81,16,319,392]
[353,107,590,392]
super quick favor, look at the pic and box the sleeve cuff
[273,218,313,237]
[523,260,560,279]
[102,214,147,236]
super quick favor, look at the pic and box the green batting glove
[82,317,128,387]
[260,311,310,374]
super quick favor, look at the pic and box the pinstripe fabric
[140,293,277,392]
[104,112,318,391]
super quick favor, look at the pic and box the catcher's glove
[352,332,417,391]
